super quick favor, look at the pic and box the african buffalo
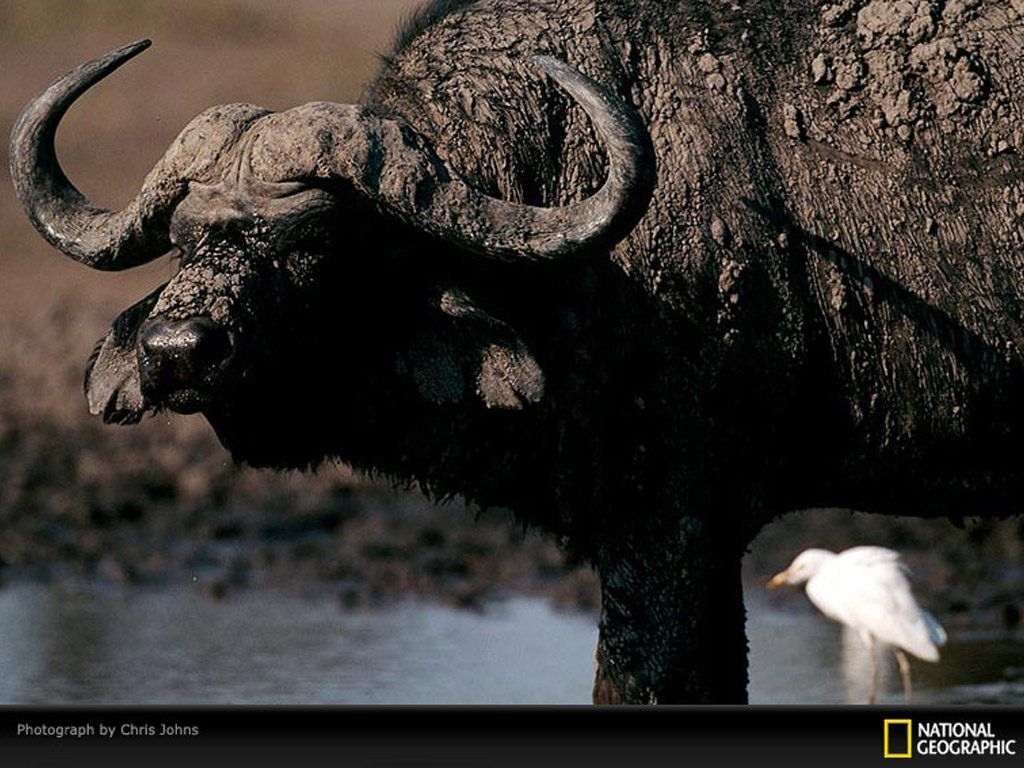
[11,0,1024,703]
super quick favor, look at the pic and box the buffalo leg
[592,515,748,704]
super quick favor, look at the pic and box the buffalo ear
[85,284,165,424]
[405,288,545,410]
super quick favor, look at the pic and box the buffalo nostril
[140,318,234,383]
[185,321,233,369]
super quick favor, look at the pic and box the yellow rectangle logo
[885,719,913,758]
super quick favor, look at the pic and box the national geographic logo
[884,719,1017,758]
[884,720,913,759]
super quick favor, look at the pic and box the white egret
[768,546,947,704]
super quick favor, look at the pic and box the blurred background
[0,0,1021,704]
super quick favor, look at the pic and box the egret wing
[834,549,945,661]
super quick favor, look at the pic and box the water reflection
[839,626,890,704]
[0,583,1020,704]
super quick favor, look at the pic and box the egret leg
[868,638,880,705]
[894,649,913,704]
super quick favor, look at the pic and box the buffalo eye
[284,250,324,287]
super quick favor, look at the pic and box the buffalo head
[11,40,652,471]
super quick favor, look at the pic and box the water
[0,584,596,704]
[0,582,1020,704]
[747,590,1024,704]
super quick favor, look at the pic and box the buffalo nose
[140,318,234,389]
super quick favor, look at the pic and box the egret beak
[766,569,790,589]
